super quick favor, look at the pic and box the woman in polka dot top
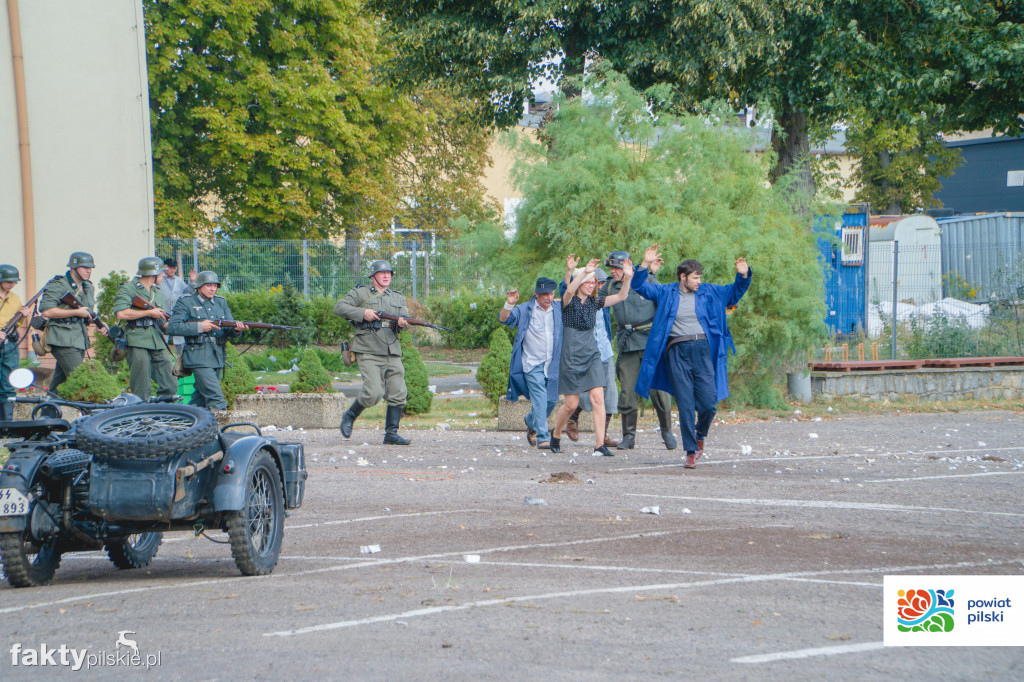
[550,253,633,456]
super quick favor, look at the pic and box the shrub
[476,327,512,407]
[94,270,130,373]
[57,359,122,402]
[221,344,257,409]
[308,296,352,345]
[428,294,511,349]
[290,351,336,393]
[400,331,432,414]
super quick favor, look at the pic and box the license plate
[0,488,31,516]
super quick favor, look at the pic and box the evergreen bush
[221,344,257,409]
[428,294,511,348]
[56,359,122,402]
[400,331,432,414]
[290,351,337,393]
[93,270,130,373]
[476,327,512,407]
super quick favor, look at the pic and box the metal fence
[822,240,1024,360]
[155,237,491,300]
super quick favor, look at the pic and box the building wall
[1,0,154,300]
[934,137,1024,214]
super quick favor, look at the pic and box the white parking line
[263,559,1018,637]
[865,471,1024,484]
[610,445,1024,472]
[623,493,1024,518]
[731,641,885,664]
[289,508,489,529]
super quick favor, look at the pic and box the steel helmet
[67,252,96,268]
[605,251,630,268]
[195,271,220,287]
[0,264,20,282]
[137,256,164,277]
[369,260,393,277]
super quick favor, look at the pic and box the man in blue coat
[632,244,752,468]
[499,277,563,449]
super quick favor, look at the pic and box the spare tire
[76,404,218,459]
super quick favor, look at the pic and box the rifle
[58,291,109,331]
[1,287,44,343]
[213,320,299,331]
[375,311,451,332]
[130,294,170,320]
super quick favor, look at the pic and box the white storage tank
[867,215,943,305]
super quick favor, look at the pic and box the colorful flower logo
[897,588,955,632]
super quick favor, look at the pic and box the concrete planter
[234,392,348,428]
[812,366,1024,401]
[497,397,596,433]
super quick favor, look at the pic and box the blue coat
[632,267,752,402]
[501,298,563,403]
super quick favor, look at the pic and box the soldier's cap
[594,268,609,283]
[534,277,557,294]
[606,251,630,268]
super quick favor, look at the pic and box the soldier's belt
[128,319,156,329]
[185,335,214,345]
[622,323,652,333]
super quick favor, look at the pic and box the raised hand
[735,257,749,276]
[584,258,600,274]
[566,253,579,271]
[650,256,664,274]
[621,258,634,278]
[506,289,519,306]
[642,244,660,267]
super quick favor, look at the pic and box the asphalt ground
[2,409,1023,680]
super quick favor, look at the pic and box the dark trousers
[49,346,85,393]
[190,366,226,410]
[616,349,672,416]
[1,342,20,417]
[665,340,717,452]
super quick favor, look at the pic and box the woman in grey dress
[550,254,633,455]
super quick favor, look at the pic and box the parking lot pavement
[3,410,1023,679]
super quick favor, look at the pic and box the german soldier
[112,257,177,400]
[0,265,33,419]
[605,251,677,450]
[334,259,411,445]
[166,271,247,410]
[39,252,105,393]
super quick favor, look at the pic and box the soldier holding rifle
[166,271,248,410]
[333,259,412,445]
[39,252,109,393]
[112,257,177,400]
[0,265,34,419]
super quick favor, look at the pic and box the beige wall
[1,0,154,300]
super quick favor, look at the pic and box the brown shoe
[602,413,618,447]
[566,419,579,442]
[604,435,619,447]
[537,441,550,450]
[696,439,704,461]
[527,429,537,447]
[683,452,697,469]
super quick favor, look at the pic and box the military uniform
[39,271,98,393]
[606,264,677,450]
[112,277,177,400]
[166,285,241,410]
[333,260,411,444]
[0,265,29,419]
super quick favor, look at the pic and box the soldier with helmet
[39,252,106,393]
[166,271,247,410]
[112,256,177,400]
[0,265,33,419]
[333,259,412,445]
[604,250,678,451]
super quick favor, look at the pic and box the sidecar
[1,402,307,586]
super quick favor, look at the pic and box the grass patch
[417,347,488,363]
[356,397,494,430]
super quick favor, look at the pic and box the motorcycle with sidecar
[0,369,307,587]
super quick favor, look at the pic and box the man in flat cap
[499,277,563,449]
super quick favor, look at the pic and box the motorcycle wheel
[76,404,218,459]
[0,530,62,588]
[226,451,284,576]
[105,532,164,569]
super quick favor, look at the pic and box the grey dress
[558,293,606,395]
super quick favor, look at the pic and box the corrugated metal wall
[939,213,1024,302]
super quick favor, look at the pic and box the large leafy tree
[369,0,1023,200]
[504,70,828,407]
[145,0,415,238]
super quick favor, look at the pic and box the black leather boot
[617,412,637,449]
[548,437,561,454]
[0,401,13,421]
[383,405,411,445]
[656,408,678,450]
[339,399,365,438]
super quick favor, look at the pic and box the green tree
[505,71,827,407]
[145,0,415,238]
[221,343,257,408]
[843,114,962,214]
[399,331,432,414]
[476,327,512,408]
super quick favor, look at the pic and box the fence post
[891,240,899,360]
[192,238,199,274]
[302,239,309,299]
[411,240,418,300]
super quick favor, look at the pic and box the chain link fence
[155,236,491,300]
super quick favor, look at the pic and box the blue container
[819,206,869,336]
